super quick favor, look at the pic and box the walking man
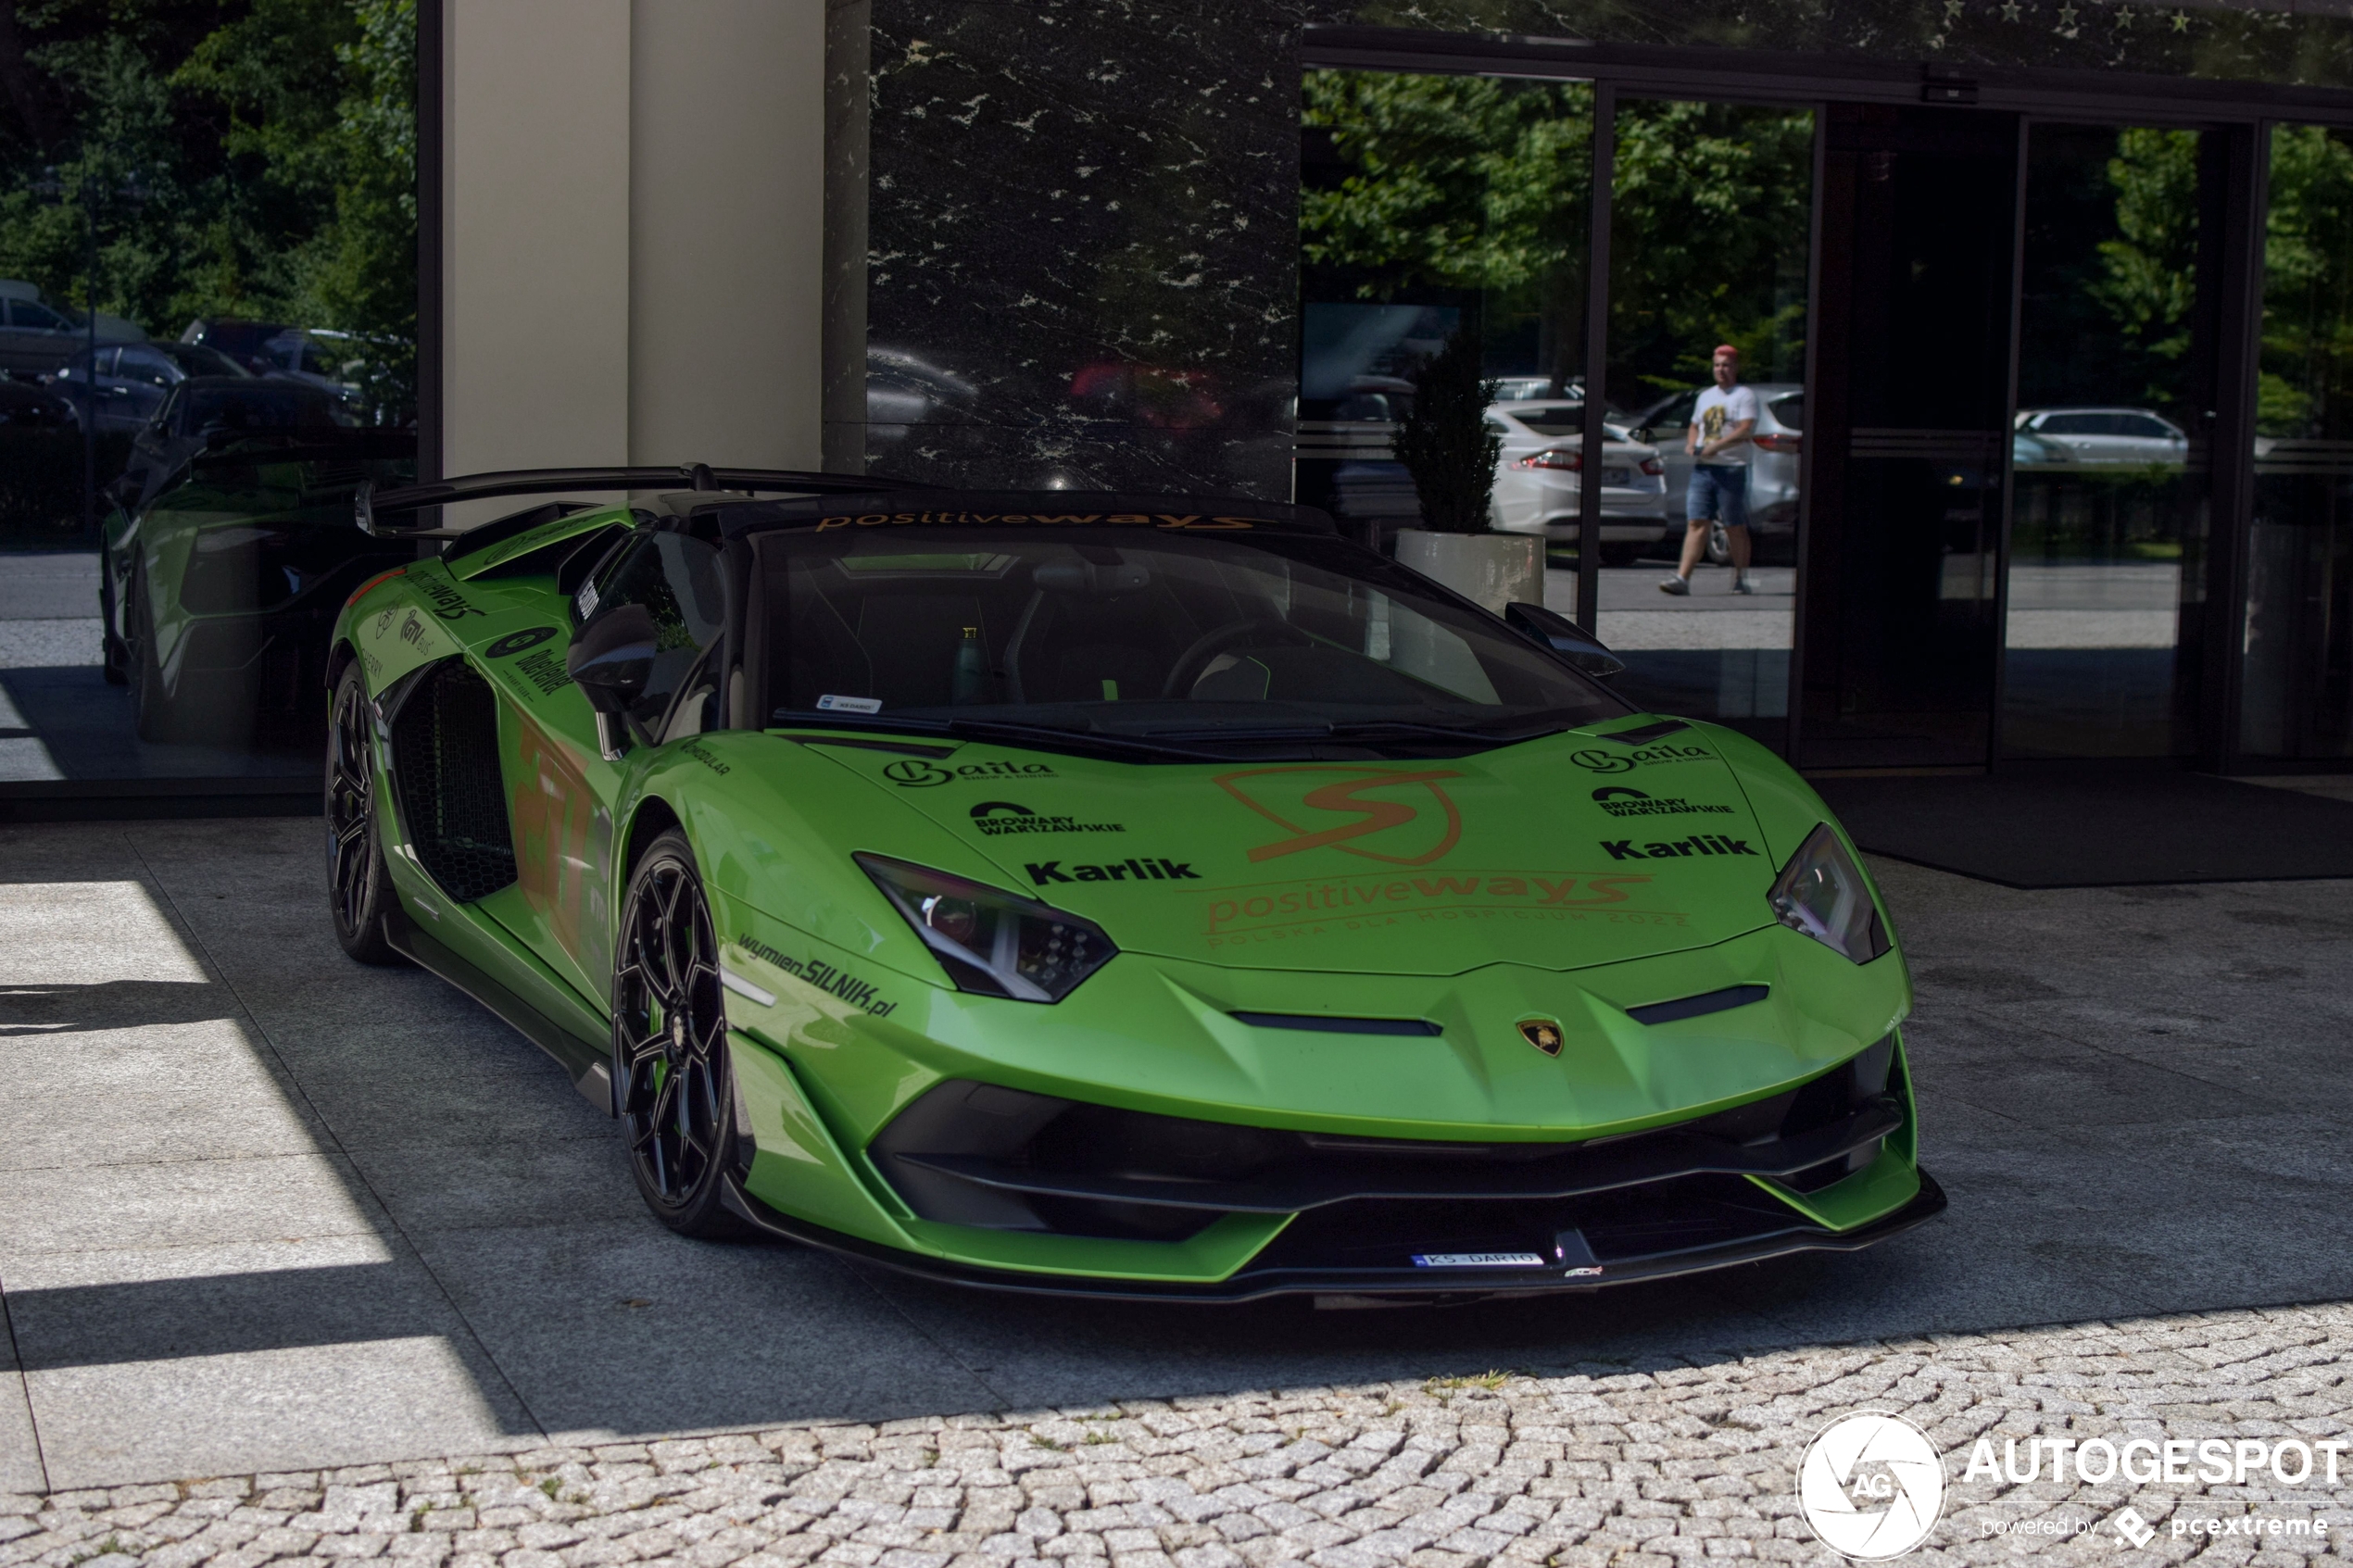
[1660,345,1756,596]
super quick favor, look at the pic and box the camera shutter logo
[1798,1412,1944,1560]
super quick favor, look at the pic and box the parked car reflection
[100,431,416,743]
[0,378,74,429]
[1485,399,1669,564]
[118,378,359,510]
[52,341,253,434]
[2014,407,2189,466]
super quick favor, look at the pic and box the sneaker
[1657,575,1691,596]
[1730,577,1755,595]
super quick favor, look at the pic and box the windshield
[756,526,1626,749]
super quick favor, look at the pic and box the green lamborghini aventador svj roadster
[325,468,1943,1299]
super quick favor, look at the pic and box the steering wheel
[1160,620,1311,699]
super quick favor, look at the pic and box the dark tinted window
[581,533,727,734]
[1768,393,1804,428]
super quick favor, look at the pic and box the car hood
[807,721,1781,975]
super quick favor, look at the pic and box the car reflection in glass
[2014,407,2189,467]
[1483,399,1671,566]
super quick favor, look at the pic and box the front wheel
[612,830,748,1239]
[325,661,406,965]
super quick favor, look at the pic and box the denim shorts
[1687,463,1751,528]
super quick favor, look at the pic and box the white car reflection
[1484,400,1671,566]
[2014,407,2188,466]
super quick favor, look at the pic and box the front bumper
[720,1164,1947,1301]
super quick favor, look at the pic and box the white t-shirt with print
[1692,384,1760,467]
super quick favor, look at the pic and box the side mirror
[565,602,658,758]
[1504,601,1627,679]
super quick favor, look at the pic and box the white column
[629,0,826,470]
[439,0,826,483]
[443,0,633,477]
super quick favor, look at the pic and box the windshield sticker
[575,580,599,618]
[882,758,1057,787]
[814,509,1265,532]
[817,694,882,714]
[1567,743,1712,774]
[735,935,897,1018]
[969,801,1126,837]
[1027,857,1197,884]
[1216,765,1465,866]
[485,626,559,659]
[1591,786,1737,819]
[1202,867,1674,947]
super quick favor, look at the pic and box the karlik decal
[1027,857,1197,884]
[1216,765,1466,866]
[1567,743,1710,774]
[485,626,560,659]
[736,934,896,1017]
[416,577,487,621]
[1600,835,1757,860]
[883,758,1057,787]
[968,801,1125,837]
[1519,1019,1565,1056]
[1590,786,1737,819]
[1202,868,1671,946]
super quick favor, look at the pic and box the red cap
[1713,344,1740,359]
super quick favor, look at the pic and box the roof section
[704,489,1338,538]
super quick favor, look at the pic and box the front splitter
[719,1168,1948,1303]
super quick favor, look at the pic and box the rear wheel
[612,830,747,1238]
[1705,523,1732,567]
[325,661,406,965]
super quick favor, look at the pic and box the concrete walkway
[3,820,2350,1491]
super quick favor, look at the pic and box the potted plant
[1390,323,1542,613]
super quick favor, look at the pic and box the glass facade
[0,1,417,795]
[2242,124,2353,761]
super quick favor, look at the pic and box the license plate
[1411,1251,1546,1269]
[1601,467,1630,485]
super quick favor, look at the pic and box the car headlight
[856,854,1116,1002]
[1767,823,1890,964]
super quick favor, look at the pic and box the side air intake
[388,659,518,904]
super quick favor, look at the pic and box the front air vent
[1626,984,1769,1025]
[1230,1012,1442,1036]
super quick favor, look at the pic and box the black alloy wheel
[325,661,405,965]
[612,830,748,1238]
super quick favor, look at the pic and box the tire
[1705,523,1732,567]
[325,661,407,966]
[612,829,749,1239]
[129,568,186,743]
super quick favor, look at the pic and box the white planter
[1393,530,1544,615]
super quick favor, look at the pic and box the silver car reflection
[1483,400,1670,565]
[2013,407,2188,466]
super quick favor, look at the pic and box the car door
[0,299,78,373]
[492,525,727,1009]
[1643,390,1702,516]
[109,345,181,433]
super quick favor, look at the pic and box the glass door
[1602,98,1815,752]
[1796,105,2021,771]
[2004,121,2221,759]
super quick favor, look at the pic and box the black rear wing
[355,463,913,538]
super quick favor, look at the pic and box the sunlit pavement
[2,819,2351,1511]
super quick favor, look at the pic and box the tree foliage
[1302,71,1811,401]
[0,0,414,414]
[1391,322,1501,533]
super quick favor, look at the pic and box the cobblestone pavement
[4,1301,2346,1568]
